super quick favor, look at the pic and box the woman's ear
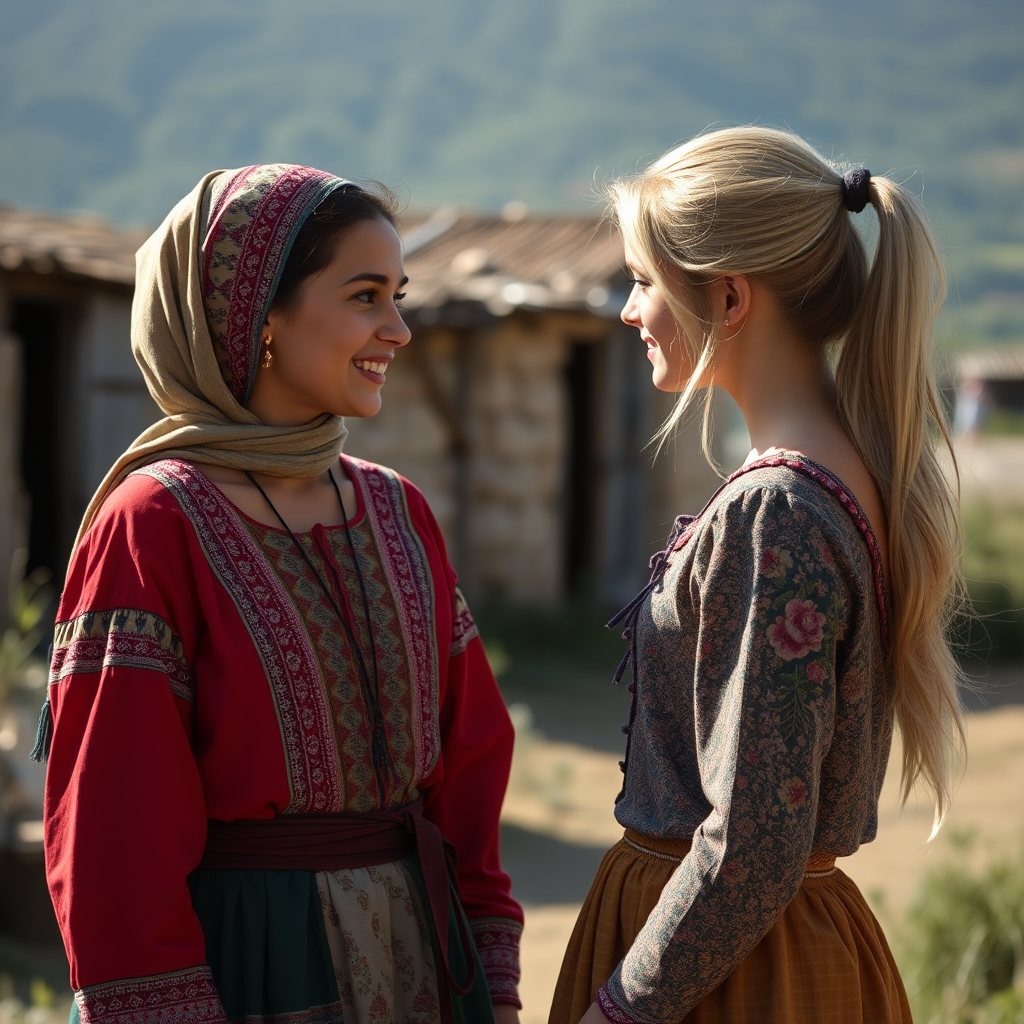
[711,274,752,328]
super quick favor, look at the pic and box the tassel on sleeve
[29,697,52,763]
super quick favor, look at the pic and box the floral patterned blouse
[603,454,894,1023]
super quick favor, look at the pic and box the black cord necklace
[245,468,390,800]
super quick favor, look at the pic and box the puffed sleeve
[403,485,524,1007]
[43,476,228,1024]
[600,486,849,1023]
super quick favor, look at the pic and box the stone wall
[342,330,458,541]
[463,317,569,603]
[77,293,159,505]
[344,317,572,603]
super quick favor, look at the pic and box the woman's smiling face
[246,217,411,425]
[620,242,692,392]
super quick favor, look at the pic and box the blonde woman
[550,127,964,1023]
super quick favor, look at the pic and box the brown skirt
[549,830,911,1024]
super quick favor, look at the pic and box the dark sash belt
[200,798,476,1018]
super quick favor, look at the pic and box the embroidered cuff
[597,983,639,1024]
[76,966,226,1024]
[470,916,522,1007]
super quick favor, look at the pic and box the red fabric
[44,463,521,997]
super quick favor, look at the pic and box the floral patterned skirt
[548,830,911,1024]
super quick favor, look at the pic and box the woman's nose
[382,311,412,347]
[620,291,641,327]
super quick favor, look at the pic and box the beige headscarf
[75,164,352,549]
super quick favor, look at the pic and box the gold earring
[261,336,273,369]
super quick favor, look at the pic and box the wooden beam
[408,335,469,456]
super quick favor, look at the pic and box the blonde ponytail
[835,175,965,832]
[610,127,965,834]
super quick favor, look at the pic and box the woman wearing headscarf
[37,165,523,1024]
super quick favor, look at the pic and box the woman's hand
[578,1001,613,1023]
[493,1002,521,1024]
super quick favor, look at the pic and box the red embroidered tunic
[44,456,522,1022]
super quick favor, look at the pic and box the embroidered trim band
[597,984,638,1024]
[136,459,343,813]
[347,457,441,781]
[50,608,193,701]
[75,965,225,1024]
[470,917,523,1007]
[201,164,349,403]
[450,586,480,658]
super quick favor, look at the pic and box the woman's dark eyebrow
[342,272,410,287]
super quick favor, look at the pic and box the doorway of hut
[563,330,652,607]
[11,299,78,585]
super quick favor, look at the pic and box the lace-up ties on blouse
[607,514,697,799]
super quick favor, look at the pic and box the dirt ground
[502,694,1024,1024]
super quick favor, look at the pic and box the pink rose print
[777,776,809,815]
[768,599,826,661]
[806,661,826,686]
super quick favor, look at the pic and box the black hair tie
[841,168,872,213]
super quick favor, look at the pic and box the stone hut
[0,203,730,616]
[0,206,156,624]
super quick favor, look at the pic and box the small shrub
[900,854,1024,1023]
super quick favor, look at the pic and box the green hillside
[0,0,1021,348]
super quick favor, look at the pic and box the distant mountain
[1,0,1021,346]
